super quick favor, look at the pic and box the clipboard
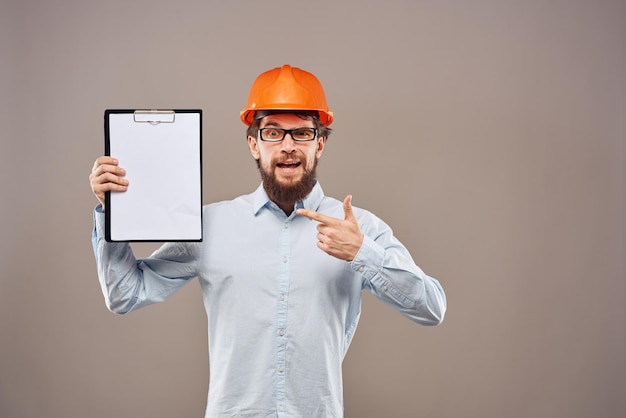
[104,109,203,242]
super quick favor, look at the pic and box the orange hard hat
[240,64,334,126]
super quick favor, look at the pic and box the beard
[257,156,318,207]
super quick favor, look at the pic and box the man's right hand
[89,156,129,211]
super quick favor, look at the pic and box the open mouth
[276,161,302,169]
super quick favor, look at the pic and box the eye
[259,128,284,141]
[268,129,282,137]
[293,128,315,139]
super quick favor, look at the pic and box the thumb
[343,195,356,221]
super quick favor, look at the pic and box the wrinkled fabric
[92,182,446,417]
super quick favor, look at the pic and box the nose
[280,133,297,153]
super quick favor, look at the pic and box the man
[90,64,446,417]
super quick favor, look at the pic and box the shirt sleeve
[349,211,447,325]
[91,205,200,314]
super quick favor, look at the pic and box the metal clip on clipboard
[133,110,176,125]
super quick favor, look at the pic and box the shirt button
[358,266,364,272]
[278,366,284,373]
[282,256,288,263]
[278,329,285,336]
[284,223,289,229]
[383,285,389,292]
[278,405,284,411]
[280,295,286,301]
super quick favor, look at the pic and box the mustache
[273,156,304,164]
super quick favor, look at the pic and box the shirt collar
[252,180,325,216]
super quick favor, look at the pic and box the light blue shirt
[92,181,446,417]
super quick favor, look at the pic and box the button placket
[275,218,291,414]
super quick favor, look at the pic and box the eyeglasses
[258,127,318,142]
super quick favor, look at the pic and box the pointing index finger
[296,208,334,224]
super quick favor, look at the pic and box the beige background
[1,0,624,417]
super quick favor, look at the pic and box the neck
[274,200,296,216]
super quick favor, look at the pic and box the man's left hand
[296,195,364,261]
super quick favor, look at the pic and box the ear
[248,135,260,159]
[316,136,326,159]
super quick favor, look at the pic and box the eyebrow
[261,122,283,128]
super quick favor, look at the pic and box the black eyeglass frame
[257,127,318,142]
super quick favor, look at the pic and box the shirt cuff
[350,235,384,280]
[94,204,106,237]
